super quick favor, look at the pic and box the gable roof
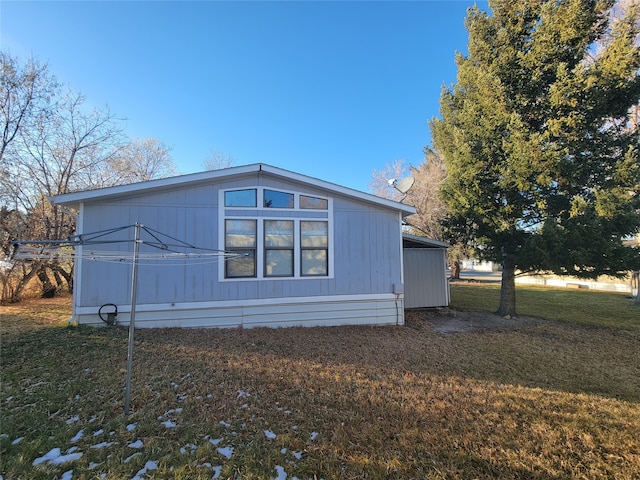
[51,163,416,216]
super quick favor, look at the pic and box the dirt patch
[405,307,542,334]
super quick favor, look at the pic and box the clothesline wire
[10,223,244,263]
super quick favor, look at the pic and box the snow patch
[217,446,234,459]
[65,416,80,425]
[274,465,287,480]
[90,441,114,449]
[70,429,84,443]
[131,460,157,480]
[264,429,277,439]
[33,448,61,466]
[124,452,142,463]
[127,440,143,449]
[180,443,198,454]
[33,448,83,466]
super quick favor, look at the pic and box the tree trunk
[450,260,461,280]
[37,266,56,298]
[1,262,40,303]
[632,271,639,304]
[497,259,516,317]
[52,264,73,293]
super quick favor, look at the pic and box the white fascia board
[49,164,261,207]
[258,164,417,217]
[50,163,417,216]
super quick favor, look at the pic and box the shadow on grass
[3,310,640,478]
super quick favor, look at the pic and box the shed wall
[403,248,449,308]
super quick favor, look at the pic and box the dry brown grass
[2,293,639,479]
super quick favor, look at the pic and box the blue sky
[1,1,487,193]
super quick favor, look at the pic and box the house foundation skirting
[70,293,405,329]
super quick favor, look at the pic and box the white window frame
[219,187,334,281]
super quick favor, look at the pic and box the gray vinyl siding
[76,177,404,309]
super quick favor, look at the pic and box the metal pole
[124,223,142,415]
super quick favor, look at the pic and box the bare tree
[202,148,236,171]
[2,82,125,301]
[369,159,407,202]
[369,152,470,279]
[108,138,178,184]
[403,149,447,241]
[0,53,58,164]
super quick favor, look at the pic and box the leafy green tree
[430,0,640,316]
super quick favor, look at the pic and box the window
[264,189,294,208]
[225,189,257,207]
[221,187,331,280]
[301,221,328,276]
[300,195,328,210]
[225,219,256,278]
[264,220,294,277]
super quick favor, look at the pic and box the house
[51,164,421,328]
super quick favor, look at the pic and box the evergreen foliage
[430,0,640,315]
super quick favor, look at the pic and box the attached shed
[402,234,450,308]
[51,164,417,328]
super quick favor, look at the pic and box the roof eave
[50,163,417,216]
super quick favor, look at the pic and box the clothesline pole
[124,222,142,416]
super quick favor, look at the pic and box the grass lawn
[1,285,639,479]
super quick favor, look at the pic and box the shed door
[403,248,449,308]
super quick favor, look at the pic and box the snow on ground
[33,448,83,466]
[131,460,157,480]
[90,441,115,449]
[216,446,234,460]
[212,464,223,478]
[20,388,324,479]
[124,452,142,464]
[274,465,287,480]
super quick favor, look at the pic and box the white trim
[51,163,416,217]
[218,186,334,282]
[71,293,404,329]
[398,211,405,287]
[70,203,85,324]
